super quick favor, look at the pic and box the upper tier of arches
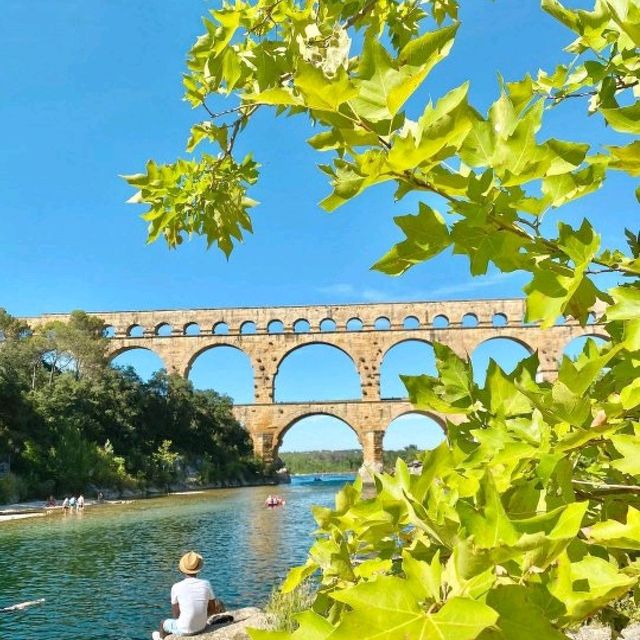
[56,298,604,340]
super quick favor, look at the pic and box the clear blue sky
[1,2,635,451]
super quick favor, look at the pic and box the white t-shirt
[170,576,215,634]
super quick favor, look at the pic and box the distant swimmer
[1,598,45,612]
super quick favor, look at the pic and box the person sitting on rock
[152,551,225,640]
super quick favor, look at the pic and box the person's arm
[205,581,225,615]
[207,597,225,615]
[170,585,180,619]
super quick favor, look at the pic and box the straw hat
[179,551,203,575]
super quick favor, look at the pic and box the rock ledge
[165,607,268,640]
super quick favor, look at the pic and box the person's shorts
[162,618,200,637]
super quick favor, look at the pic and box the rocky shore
[569,625,640,639]
[164,611,640,640]
[165,608,268,640]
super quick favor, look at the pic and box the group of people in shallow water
[45,494,85,510]
[264,494,285,508]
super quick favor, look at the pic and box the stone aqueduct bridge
[27,299,605,471]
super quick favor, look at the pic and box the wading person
[152,551,224,639]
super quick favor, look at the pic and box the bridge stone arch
[272,340,364,402]
[22,298,607,469]
[108,343,167,371]
[184,343,254,380]
[276,411,362,451]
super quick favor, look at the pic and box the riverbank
[0,497,129,523]
[0,472,291,524]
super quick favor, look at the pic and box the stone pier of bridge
[23,298,607,473]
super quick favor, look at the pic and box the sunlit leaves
[124,154,258,255]
[373,203,451,275]
[608,142,640,176]
[128,4,640,636]
[524,220,602,326]
[329,579,498,640]
[349,24,458,124]
[602,104,640,135]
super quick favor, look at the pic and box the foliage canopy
[125,0,640,637]
[0,311,263,499]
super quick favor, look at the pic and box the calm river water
[0,474,355,640]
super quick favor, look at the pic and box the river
[0,474,355,640]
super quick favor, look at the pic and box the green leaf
[350,24,458,123]
[458,473,520,548]
[480,584,567,640]
[541,164,606,208]
[403,343,476,413]
[186,121,228,153]
[329,577,498,640]
[611,435,640,475]
[373,203,451,275]
[607,285,640,321]
[602,103,640,134]
[608,141,640,176]
[620,377,640,410]
[386,83,473,173]
[402,550,443,603]
[294,64,357,112]
[549,554,636,623]
[525,219,601,326]
[281,561,318,594]
[588,507,640,551]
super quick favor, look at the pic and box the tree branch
[573,479,640,495]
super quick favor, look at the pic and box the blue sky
[1,2,635,451]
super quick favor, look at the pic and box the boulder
[166,608,268,640]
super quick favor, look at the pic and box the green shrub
[264,580,316,633]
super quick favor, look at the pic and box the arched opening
[432,315,449,329]
[103,325,116,338]
[155,322,172,337]
[274,343,361,402]
[563,334,609,361]
[278,415,362,471]
[240,321,256,335]
[319,318,337,332]
[188,345,253,404]
[380,340,436,399]
[471,337,533,386]
[213,322,229,335]
[346,317,363,331]
[184,322,200,336]
[268,320,284,334]
[492,313,508,327]
[127,324,144,338]
[383,413,445,458]
[461,313,478,328]
[403,316,420,330]
[374,316,391,330]
[587,311,597,325]
[293,319,310,333]
[110,347,165,382]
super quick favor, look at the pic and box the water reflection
[0,475,355,640]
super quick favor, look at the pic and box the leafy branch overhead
[124,2,640,638]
